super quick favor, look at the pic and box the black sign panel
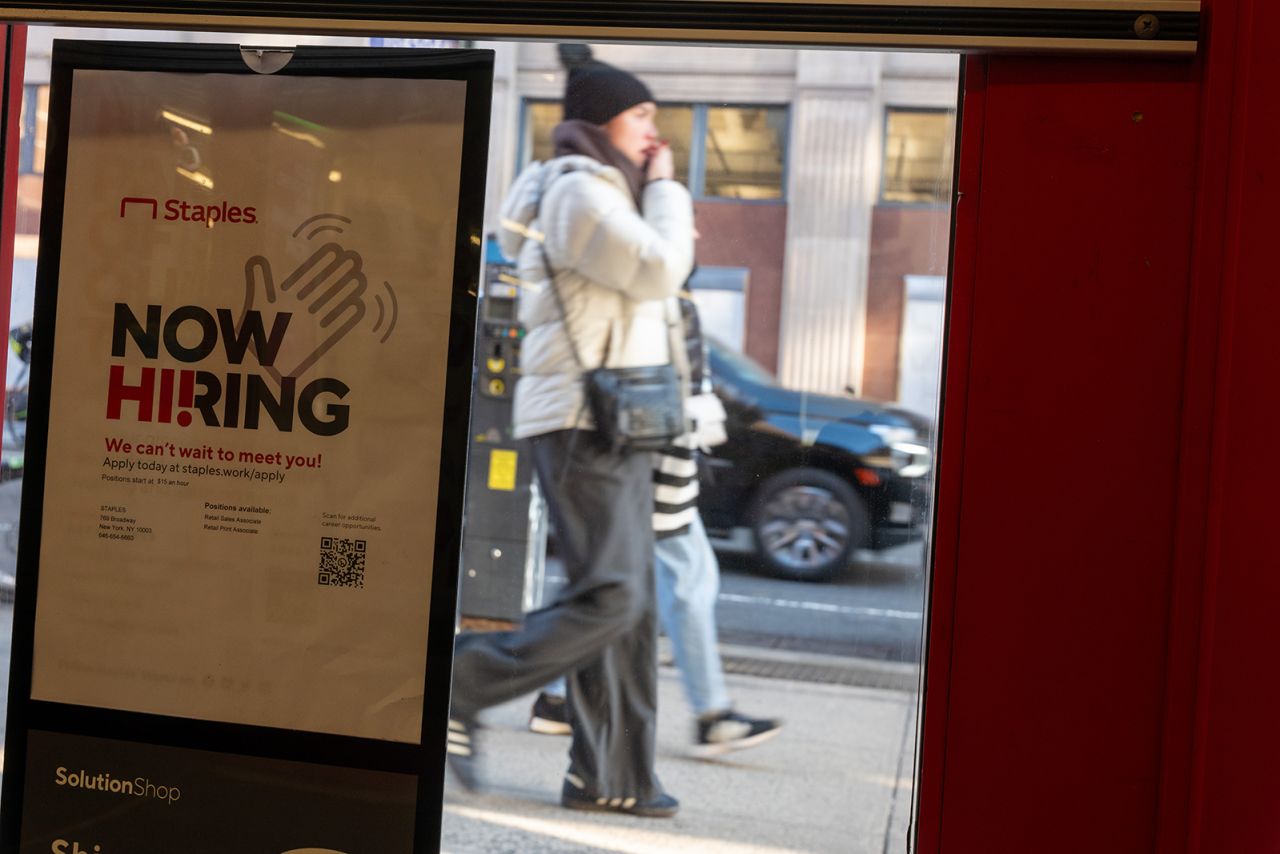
[0,41,491,853]
[22,731,418,854]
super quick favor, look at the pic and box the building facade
[481,41,956,408]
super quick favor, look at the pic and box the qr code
[318,537,366,588]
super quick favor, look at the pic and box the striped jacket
[653,440,701,539]
[652,296,721,539]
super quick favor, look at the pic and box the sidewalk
[441,668,919,853]
[0,478,921,852]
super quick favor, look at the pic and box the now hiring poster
[33,61,465,742]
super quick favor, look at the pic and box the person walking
[529,295,784,758]
[447,56,692,818]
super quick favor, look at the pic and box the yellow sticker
[488,449,518,492]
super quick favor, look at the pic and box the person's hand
[646,142,674,182]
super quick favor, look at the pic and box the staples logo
[119,196,258,226]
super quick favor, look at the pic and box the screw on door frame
[1134,14,1161,39]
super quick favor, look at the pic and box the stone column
[778,51,882,395]
[479,41,520,236]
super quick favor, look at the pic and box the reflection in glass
[703,105,787,200]
[882,107,956,204]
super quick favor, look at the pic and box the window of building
[524,100,694,188]
[703,106,786,200]
[522,100,785,201]
[881,107,955,204]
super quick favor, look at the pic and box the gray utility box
[459,262,546,623]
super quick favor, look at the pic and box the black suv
[698,338,932,581]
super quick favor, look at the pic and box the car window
[708,336,777,386]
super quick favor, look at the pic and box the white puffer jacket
[498,155,695,439]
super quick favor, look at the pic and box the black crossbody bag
[538,240,684,454]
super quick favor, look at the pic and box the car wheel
[750,467,869,582]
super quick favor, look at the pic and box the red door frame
[1183,1,1280,850]
[0,22,25,431]
[917,0,1280,851]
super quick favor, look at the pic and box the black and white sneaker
[528,692,572,736]
[692,710,783,758]
[560,775,680,819]
[446,716,481,791]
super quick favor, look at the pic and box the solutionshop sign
[20,728,418,852]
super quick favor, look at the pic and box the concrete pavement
[441,669,919,853]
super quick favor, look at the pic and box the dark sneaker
[528,692,572,736]
[560,776,679,819]
[446,716,481,791]
[692,710,783,758]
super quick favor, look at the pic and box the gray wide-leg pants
[450,429,663,801]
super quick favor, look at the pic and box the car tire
[750,467,870,582]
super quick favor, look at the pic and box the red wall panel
[1192,1,1280,849]
[920,56,1202,852]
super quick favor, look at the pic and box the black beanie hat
[563,60,655,126]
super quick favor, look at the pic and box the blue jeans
[547,514,731,717]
